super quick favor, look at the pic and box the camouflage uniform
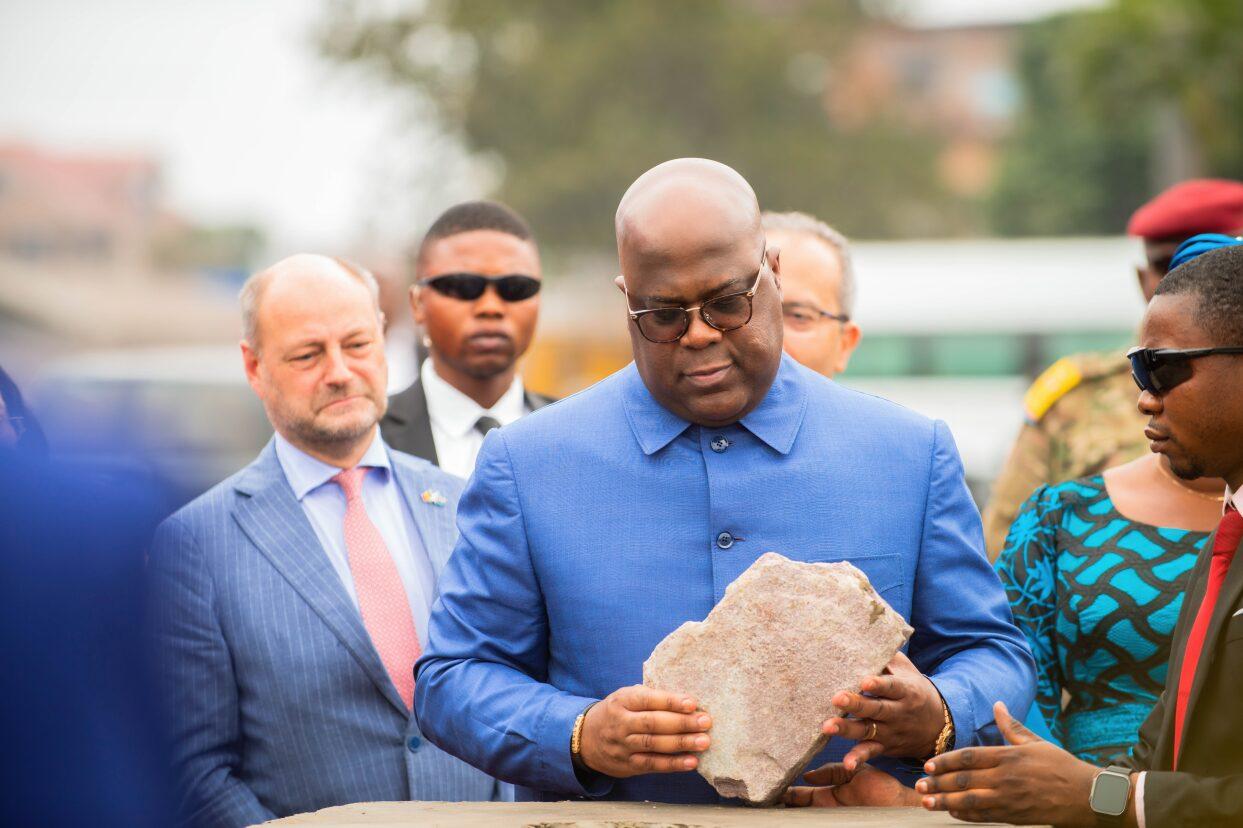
[982,351,1149,560]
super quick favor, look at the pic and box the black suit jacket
[1120,517,1243,827]
[380,375,555,467]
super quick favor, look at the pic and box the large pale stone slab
[643,552,913,805]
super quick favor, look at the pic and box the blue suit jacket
[148,439,503,828]
[416,355,1035,803]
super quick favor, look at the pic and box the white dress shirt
[273,430,437,648]
[421,357,529,480]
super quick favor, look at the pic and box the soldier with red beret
[982,178,1243,560]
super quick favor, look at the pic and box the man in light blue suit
[416,159,1035,805]
[149,255,504,828]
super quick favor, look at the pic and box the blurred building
[828,21,1021,197]
[0,141,164,274]
[0,141,250,372]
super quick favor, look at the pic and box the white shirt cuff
[1134,771,1146,828]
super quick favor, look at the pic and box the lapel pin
[421,489,447,507]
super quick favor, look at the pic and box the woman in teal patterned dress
[996,451,1225,764]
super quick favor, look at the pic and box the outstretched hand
[785,762,922,808]
[917,701,1109,826]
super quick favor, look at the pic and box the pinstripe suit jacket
[148,439,503,828]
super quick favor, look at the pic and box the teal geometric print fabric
[996,476,1209,764]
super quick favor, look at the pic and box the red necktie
[1172,505,1243,768]
[333,467,420,710]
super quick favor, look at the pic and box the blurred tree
[990,0,1243,236]
[318,0,969,250]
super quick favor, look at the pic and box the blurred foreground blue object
[0,449,175,827]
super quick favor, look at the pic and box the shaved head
[241,254,381,351]
[615,158,762,265]
[615,158,782,428]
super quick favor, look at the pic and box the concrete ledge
[259,800,1022,826]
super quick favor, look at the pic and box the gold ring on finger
[864,720,878,742]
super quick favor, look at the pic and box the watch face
[1091,770,1129,817]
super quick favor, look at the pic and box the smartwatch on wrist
[1089,765,1132,825]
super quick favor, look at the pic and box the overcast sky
[0,0,1101,253]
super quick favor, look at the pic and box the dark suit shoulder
[497,369,625,438]
[383,378,427,426]
[381,379,438,463]
[525,389,558,410]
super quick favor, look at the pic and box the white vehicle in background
[841,235,1146,501]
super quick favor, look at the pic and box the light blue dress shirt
[274,431,437,647]
[416,354,1035,804]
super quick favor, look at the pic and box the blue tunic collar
[620,352,809,456]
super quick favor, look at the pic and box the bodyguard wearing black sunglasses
[382,201,554,479]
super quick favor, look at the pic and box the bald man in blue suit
[416,160,1034,804]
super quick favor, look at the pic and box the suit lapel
[231,442,409,717]
[384,380,439,464]
[1179,528,1243,748]
[389,454,455,581]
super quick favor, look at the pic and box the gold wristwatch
[933,695,955,756]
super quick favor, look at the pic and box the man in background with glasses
[382,201,554,480]
[761,211,861,379]
[415,158,1032,804]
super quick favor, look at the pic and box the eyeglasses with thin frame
[623,251,768,344]
[418,272,542,302]
[1126,345,1243,395]
[782,302,850,333]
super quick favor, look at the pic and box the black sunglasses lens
[1128,352,1155,393]
[1129,350,1197,395]
[1152,360,1193,394]
[495,276,541,302]
[429,274,487,300]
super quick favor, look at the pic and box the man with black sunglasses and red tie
[899,238,1243,827]
[382,201,554,480]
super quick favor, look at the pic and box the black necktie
[475,416,501,436]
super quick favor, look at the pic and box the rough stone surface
[642,553,913,806]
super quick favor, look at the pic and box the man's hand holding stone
[822,652,945,768]
[578,685,712,778]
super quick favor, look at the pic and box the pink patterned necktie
[332,466,419,710]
